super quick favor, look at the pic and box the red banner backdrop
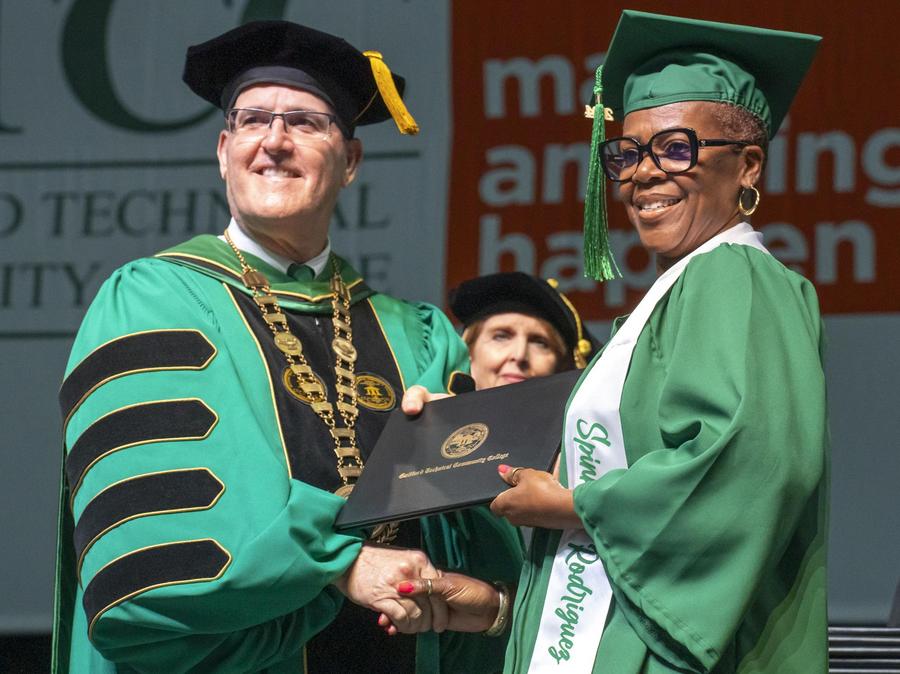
[447,1,900,319]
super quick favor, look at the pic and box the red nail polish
[498,464,509,473]
[398,581,414,594]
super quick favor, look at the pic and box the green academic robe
[505,244,829,673]
[53,235,522,674]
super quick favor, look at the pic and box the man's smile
[253,166,301,179]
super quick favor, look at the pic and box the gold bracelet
[483,582,510,637]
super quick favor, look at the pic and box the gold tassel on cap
[363,50,419,135]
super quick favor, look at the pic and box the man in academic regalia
[52,21,522,674]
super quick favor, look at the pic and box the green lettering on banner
[61,0,217,132]
[240,0,290,22]
[58,0,294,132]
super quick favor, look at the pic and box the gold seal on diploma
[441,423,489,459]
[356,373,396,411]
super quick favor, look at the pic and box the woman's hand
[401,385,450,416]
[333,544,443,634]
[377,572,502,635]
[490,464,583,530]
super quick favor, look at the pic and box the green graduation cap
[582,10,821,281]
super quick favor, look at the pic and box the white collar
[220,218,331,277]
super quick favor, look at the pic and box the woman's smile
[632,192,684,222]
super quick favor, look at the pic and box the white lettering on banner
[484,54,607,120]
[797,130,857,193]
[479,215,879,307]
[479,143,589,206]
[813,222,876,283]
[479,146,535,205]
[484,56,576,118]
[543,143,589,204]
[478,130,899,207]
[760,223,808,272]
[862,129,900,207]
[474,103,893,301]
[479,214,537,274]
[481,52,900,204]
[543,231,595,293]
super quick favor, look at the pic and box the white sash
[527,223,768,672]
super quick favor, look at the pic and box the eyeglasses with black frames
[599,127,750,182]
[226,108,337,141]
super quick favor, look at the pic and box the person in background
[395,11,829,673]
[448,271,595,390]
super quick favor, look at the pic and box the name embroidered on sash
[548,541,602,663]
[574,418,610,484]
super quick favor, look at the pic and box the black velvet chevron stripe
[74,469,224,566]
[66,400,216,495]
[83,539,229,632]
[59,330,215,422]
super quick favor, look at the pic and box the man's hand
[401,385,450,416]
[490,464,583,529]
[377,572,502,635]
[333,544,444,633]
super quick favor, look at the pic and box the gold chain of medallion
[224,231,398,544]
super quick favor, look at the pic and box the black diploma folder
[335,369,582,530]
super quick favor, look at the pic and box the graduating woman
[396,11,829,673]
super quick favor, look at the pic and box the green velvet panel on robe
[53,235,523,674]
[504,244,829,673]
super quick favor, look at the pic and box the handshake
[332,543,508,636]
[328,459,582,637]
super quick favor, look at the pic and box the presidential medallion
[441,423,489,459]
[274,331,303,356]
[356,373,396,411]
[282,367,327,405]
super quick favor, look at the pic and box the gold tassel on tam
[363,50,419,135]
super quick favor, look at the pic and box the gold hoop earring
[738,185,761,217]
